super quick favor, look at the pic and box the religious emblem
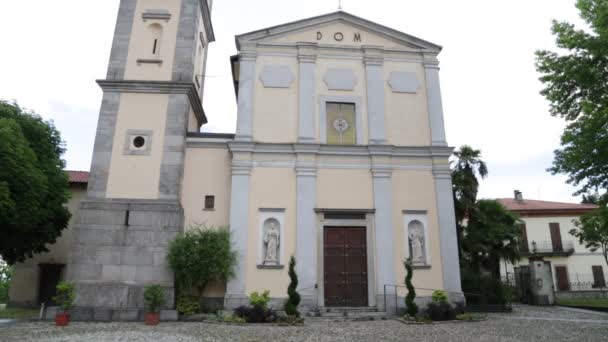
[263,219,281,265]
[408,220,426,264]
[333,117,349,133]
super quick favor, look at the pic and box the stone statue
[408,221,425,264]
[263,219,280,265]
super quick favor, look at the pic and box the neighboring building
[8,171,88,307]
[498,191,607,293]
[11,1,463,319]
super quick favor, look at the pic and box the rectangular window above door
[326,102,356,145]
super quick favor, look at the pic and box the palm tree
[451,146,489,258]
[452,145,488,221]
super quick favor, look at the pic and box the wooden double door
[324,227,368,307]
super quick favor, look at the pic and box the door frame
[316,213,376,308]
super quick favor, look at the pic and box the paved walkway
[0,305,606,342]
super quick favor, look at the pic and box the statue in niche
[263,218,281,265]
[408,220,426,264]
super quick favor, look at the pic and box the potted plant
[144,284,165,326]
[52,282,75,326]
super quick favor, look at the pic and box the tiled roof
[497,198,597,215]
[67,170,89,184]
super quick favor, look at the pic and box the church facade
[10,0,462,319]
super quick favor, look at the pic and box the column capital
[297,43,318,63]
[239,43,258,61]
[296,161,317,177]
[231,160,252,175]
[371,167,392,178]
[363,46,384,66]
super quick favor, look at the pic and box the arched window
[148,23,163,57]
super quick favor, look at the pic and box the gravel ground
[0,305,606,342]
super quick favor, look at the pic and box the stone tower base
[66,198,182,321]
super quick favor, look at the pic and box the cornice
[97,79,207,125]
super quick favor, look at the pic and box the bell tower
[66,0,214,321]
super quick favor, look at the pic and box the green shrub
[144,285,165,313]
[426,302,456,321]
[404,258,418,316]
[167,225,237,300]
[432,290,449,304]
[249,290,271,309]
[176,294,200,316]
[284,256,301,317]
[233,305,277,323]
[52,282,75,312]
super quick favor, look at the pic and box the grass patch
[0,306,39,319]
[556,298,608,308]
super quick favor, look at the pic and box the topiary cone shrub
[404,258,418,317]
[284,256,301,317]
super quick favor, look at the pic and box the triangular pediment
[236,11,441,52]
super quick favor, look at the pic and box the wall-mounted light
[531,240,537,254]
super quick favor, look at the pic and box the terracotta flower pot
[55,312,70,327]
[145,312,160,326]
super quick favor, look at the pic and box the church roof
[235,10,442,52]
[496,198,597,216]
[67,170,89,184]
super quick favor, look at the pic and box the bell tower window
[148,23,163,58]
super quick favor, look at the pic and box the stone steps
[306,307,389,320]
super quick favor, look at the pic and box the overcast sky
[0,0,588,203]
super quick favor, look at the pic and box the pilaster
[294,145,319,306]
[235,45,257,141]
[432,165,462,292]
[424,57,448,147]
[225,142,254,308]
[364,47,387,145]
[297,43,318,143]
[370,147,395,299]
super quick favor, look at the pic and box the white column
[297,44,317,143]
[424,60,448,147]
[433,167,462,292]
[372,165,395,303]
[225,145,253,309]
[295,159,317,307]
[364,48,387,145]
[235,49,256,141]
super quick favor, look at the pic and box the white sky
[0,0,587,203]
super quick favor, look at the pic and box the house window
[326,102,356,145]
[204,195,215,210]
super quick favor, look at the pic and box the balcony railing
[520,241,575,256]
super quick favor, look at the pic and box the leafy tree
[581,193,608,206]
[0,261,12,303]
[167,225,237,301]
[462,200,521,279]
[536,0,608,197]
[284,256,301,317]
[404,258,418,317]
[570,206,608,268]
[0,101,71,264]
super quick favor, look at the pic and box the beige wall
[252,56,299,143]
[106,93,168,199]
[124,0,182,81]
[384,62,431,146]
[245,168,296,296]
[181,147,231,228]
[9,185,87,304]
[249,24,434,147]
[316,169,374,209]
[391,170,444,297]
